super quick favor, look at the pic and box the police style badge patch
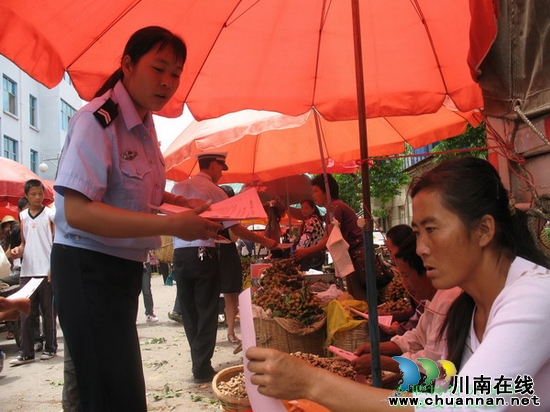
[93,98,119,128]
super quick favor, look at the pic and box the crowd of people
[2,24,549,412]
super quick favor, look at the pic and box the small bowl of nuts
[212,365,251,411]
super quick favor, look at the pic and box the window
[3,75,18,116]
[29,94,38,127]
[30,149,38,173]
[63,71,73,85]
[60,99,76,131]
[3,135,18,160]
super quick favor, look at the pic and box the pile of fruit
[378,272,411,312]
[217,371,248,400]
[252,259,324,325]
[291,351,356,380]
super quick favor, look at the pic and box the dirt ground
[0,274,244,412]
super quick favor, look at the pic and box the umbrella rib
[225,0,261,26]
[409,0,449,93]
[251,133,261,179]
[182,1,245,103]
[311,0,333,108]
[66,0,143,70]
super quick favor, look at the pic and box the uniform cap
[196,152,229,170]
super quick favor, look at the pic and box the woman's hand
[170,204,223,241]
[292,247,310,260]
[180,197,208,209]
[351,354,374,376]
[262,237,278,249]
[246,347,316,401]
[379,322,398,336]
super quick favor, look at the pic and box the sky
[153,105,195,154]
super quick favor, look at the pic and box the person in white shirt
[246,157,550,411]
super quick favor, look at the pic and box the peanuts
[217,372,248,400]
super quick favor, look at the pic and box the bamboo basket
[331,320,369,353]
[212,365,252,412]
[254,317,326,356]
[155,235,174,263]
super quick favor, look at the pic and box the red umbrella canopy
[1,206,19,220]
[242,175,313,207]
[164,105,481,183]
[0,0,492,120]
[0,158,55,207]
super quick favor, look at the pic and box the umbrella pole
[351,0,382,388]
[313,110,333,218]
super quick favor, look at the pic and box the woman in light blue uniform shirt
[51,26,221,412]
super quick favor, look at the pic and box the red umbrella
[0,158,55,207]
[1,205,19,220]
[164,105,481,183]
[0,0,490,120]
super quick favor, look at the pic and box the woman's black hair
[95,26,187,97]
[301,199,322,219]
[394,234,426,276]
[410,157,549,368]
[386,224,413,248]
[311,174,339,200]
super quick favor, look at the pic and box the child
[9,179,56,365]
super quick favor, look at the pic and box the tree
[333,173,362,212]
[333,123,487,217]
[333,156,409,218]
[368,158,410,218]
[430,123,487,163]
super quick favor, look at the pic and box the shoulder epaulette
[93,98,119,128]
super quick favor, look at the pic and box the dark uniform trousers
[51,244,146,412]
[173,246,220,379]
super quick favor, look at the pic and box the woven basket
[254,317,326,356]
[331,320,369,353]
[155,236,174,263]
[212,365,251,412]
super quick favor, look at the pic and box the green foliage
[369,158,410,204]
[152,384,183,401]
[332,123,487,215]
[431,123,487,163]
[333,158,409,214]
[333,174,362,211]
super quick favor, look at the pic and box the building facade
[1,55,82,181]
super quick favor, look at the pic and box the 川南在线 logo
[392,357,457,392]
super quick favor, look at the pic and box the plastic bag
[0,251,11,278]
[326,220,354,278]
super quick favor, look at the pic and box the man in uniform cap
[170,151,276,383]
[197,152,229,171]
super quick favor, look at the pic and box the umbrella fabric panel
[0,158,55,206]
[0,0,488,119]
[164,107,481,183]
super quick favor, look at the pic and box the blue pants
[51,244,145,412]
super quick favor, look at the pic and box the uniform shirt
[172,172,237,248]
[53,81,165,262]
[19,206,54,278]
